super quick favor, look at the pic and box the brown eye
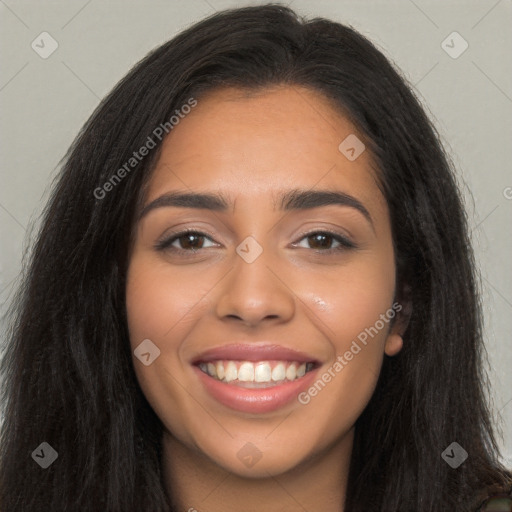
[177,233,206,250]
[307,233,335,250]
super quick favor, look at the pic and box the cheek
[125,255,205,442]
[125,256,190,396]
[295,253,395,424]
[305,252,396,350]
[125,255,214,345]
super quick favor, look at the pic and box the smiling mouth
[197,360,317,388]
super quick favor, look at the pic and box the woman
[1,4,510,511]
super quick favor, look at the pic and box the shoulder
[475,489,512,511]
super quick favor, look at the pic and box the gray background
[1,0,511,464]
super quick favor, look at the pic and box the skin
[125,85,406,512]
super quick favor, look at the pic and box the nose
[214,245,296,328]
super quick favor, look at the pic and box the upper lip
[191,343,320,365]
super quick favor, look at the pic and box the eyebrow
[139,188,373,226]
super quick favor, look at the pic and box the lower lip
[193,365,319,413]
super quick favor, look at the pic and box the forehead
[145,85,386,217]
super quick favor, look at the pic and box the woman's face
[126,85,403,477]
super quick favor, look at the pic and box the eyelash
[154,228,357,255]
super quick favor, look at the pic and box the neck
[162,429,353,512]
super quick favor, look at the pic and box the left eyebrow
[277,189,372,226]
[139,188,373,228]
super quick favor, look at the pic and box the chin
[208,446,308,479]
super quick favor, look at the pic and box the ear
[384,285,412,357]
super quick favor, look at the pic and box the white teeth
[271,363,286,382]
[285,363,297,381]
[224,361,238,382]
[254,363,272,383]
[216,362,225,380]
[207,362,217,378]
[238,362,255,381]
[199,359,314,384]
